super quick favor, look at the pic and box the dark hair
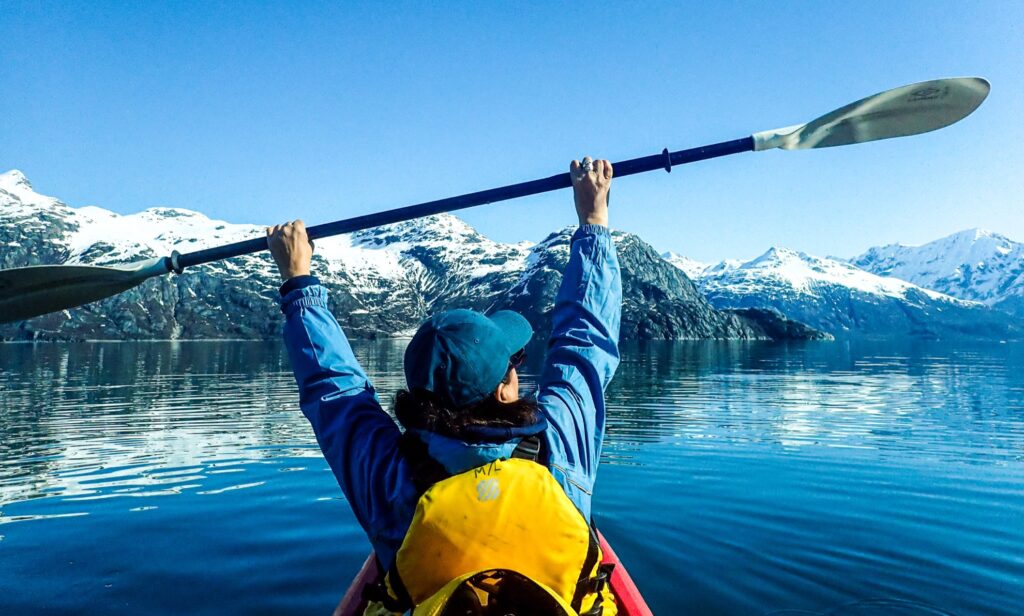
[394,387,541,441]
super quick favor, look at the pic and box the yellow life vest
[365,443,616,616]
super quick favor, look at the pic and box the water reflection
[606,341,1024,464]
[1,343,298,509]
[1,340,1023,615]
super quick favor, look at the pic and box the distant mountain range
[2,169,1019,342]
[678,246,1018,339]
[851,229,1024,318]
[0,170,823,342]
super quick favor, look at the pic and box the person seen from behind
[267,155,621,615]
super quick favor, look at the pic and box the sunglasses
[508,348,527,370]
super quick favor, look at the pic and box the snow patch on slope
[1,170,529,302]
[662,251,709,280]
[701,246,969,304]
[66,205,261,263]
[852,228,1024,306]
[0,169,63,211]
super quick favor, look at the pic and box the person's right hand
[266,220,314,282]
[570,156,612,227]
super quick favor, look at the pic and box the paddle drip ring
[169,251,184,275]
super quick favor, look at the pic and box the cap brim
[487,310,533,353]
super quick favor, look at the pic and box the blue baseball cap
[404,309,533,409]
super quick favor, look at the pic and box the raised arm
[268,221,408,555]
[537,158,622,514]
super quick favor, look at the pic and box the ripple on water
[1,340,1023,615]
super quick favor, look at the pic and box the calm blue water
[1,340,1023,615]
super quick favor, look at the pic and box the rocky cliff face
[495,229,823,340]
[0,170,822,342]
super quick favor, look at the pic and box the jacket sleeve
[537,225,622,505]
[278,280,409,549]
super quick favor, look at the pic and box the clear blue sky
[2,1,1021,262]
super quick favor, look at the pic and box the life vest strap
[578,562,615,615]
[569,523,603,612]
[510,434,543,461]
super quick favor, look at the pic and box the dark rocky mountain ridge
[0,170,826,342]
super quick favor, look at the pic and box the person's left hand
[266,220,313,281]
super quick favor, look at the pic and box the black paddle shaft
[172,136,754,272]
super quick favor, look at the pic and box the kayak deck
[333,529,652,615]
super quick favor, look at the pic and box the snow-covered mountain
[671,246,1018,339]
[851,229,1024,317]
[661,252,708,280]
[507,231,827,341]
[0,170,820,341]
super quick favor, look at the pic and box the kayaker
[268,156,622,615]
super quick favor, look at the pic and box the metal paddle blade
[0,257,170,324]
[753,77,990,151]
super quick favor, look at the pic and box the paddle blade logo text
[908,86,947,102]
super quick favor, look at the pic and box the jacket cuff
[279,275,321,297]
[572,224,610,242]
[278,283,328,316]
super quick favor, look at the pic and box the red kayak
[333,529,653,615]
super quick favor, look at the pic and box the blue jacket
[279,224,621,568]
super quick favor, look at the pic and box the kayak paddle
[0,77,990,324]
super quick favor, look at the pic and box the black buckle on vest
[578,564,614,616]
[589,562,614,593]
[511,435,542,461]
